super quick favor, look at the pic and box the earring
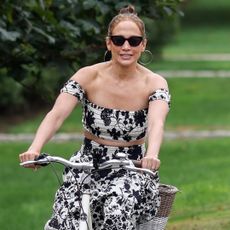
[139,50,153,65]
[104,50,112,62]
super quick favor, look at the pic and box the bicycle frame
[80,193,92,230]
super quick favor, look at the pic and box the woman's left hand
[141,156,160,171]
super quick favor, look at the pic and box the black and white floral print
[46,80,171,229]
[61,80,85,102]
[45,139,160,230]
[60,80,170,142]
[149,88,171,108]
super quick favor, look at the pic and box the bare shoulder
[70,62,106,87]
[143,67,169,93]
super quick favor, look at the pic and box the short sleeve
[149,88,171,108]
[60,80,85,102]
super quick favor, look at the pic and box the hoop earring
[104,50,112,62]
[139,50,153,65]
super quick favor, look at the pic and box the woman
[19,5,170,230]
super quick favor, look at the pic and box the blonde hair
[107,5,146,38]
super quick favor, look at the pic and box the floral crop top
[61,80,170,142]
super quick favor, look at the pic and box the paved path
[164,53,230,61]
[1,130,230,142]
[157,53,230,78]
[157,70,230,78]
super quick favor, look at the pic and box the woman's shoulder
[140,65,169,92]
[70,62,107,87]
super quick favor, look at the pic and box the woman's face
[106,20,146,66]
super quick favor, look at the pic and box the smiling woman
[19,4,171,230]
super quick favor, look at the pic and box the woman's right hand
[19,151,40,169]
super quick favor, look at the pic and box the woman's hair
[107,5,146,38]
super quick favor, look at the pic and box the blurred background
[0,0,230,229]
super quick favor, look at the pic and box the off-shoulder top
[61,80,170,142]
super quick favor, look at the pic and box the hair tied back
[119,5,137,15]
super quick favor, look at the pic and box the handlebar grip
[132,160,142,168]
[34,153,50,166]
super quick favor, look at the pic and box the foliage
[0,0,183,112]
[181,0,230,26]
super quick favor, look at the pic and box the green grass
[8,106,83,134]
[0,142,80,230]
[1,138,230,230]
[166,78,230,130]
[160,138,230,230]
[162,26,230,55]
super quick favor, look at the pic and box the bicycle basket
[138,183,179,230]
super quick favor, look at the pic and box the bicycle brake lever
[34,153,50,166]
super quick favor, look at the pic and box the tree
[0,0,183,113]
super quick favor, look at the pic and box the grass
[162,26,230,55]
[166,77,230,130]
[7,106,83,134]
[160,138,230,230]
[0,142,80,230]
[1,138,230,230]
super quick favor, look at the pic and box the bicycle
[20,153,178,230]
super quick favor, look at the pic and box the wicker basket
[157,184,179,217]
[138,184,179,230]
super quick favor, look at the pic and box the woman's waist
[83,130,145,147]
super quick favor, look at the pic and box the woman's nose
[122,40,131,49]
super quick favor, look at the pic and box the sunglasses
[110,35,143,47]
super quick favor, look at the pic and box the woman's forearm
[145,121,165,158]
[28,111,66,152]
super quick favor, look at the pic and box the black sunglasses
[110,35,143,47]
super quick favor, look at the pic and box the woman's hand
[19,151,40,169]
[141,156,160,171]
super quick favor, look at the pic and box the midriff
[84,130,145,147]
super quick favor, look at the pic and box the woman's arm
[142,100,169,170]
[141,74,170,170]
[19,93,78,166]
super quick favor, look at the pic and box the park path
[157,53,230,78]
[158,70,230,78]
[1,129,230,142]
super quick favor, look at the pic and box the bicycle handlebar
[20,153,155,176]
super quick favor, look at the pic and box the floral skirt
[44,138,160,230]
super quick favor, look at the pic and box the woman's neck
[110,61,139,79]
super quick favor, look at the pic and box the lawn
[160,138,230,230]
[162,26,230,56]
[1,138,230,230]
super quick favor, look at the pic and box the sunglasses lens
[128,37,143,47]
[111,36,143,47]
[111,36,125,46]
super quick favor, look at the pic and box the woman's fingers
[141,156,161,171]
[19,151,40,169]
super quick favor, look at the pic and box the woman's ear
[142,38,147,52]
[105,36,111,51]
